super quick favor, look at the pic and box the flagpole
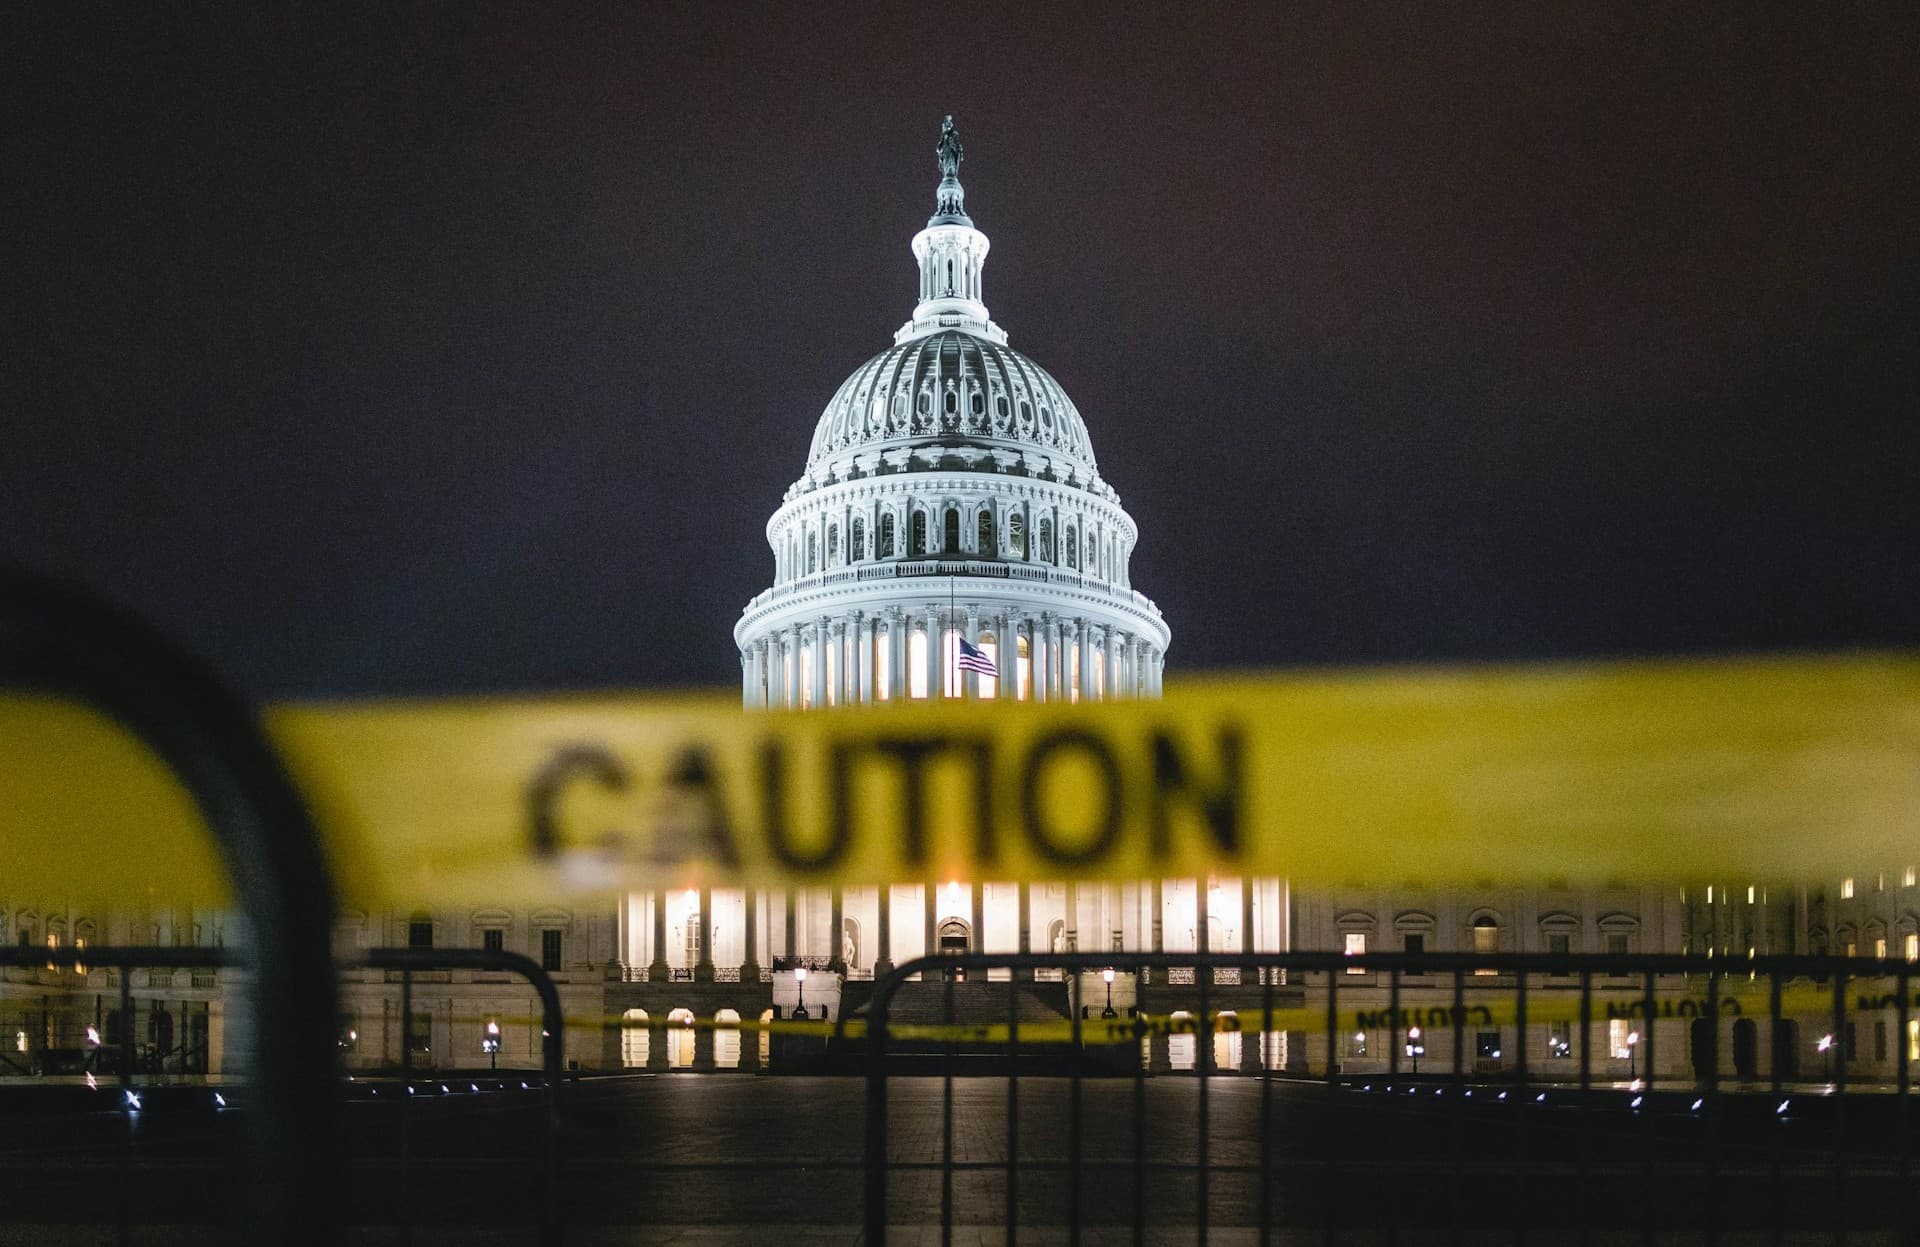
[948,574,956,697]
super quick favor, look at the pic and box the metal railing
[859,949,1918,1244]
[358,946,566,1247]
[2,568,340,1245]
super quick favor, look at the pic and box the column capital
[831,618,847,637]
[884,604,904,621]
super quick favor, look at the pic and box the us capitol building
[8,120,1907,1086]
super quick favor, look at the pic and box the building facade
[11,120,1915,1087]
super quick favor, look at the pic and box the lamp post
[484,1019,500,1071]
[793,965,809,1020]
[1101,968,1117,1019]
[1405,1026,1424,1075]
[1627,1030,1639,1084]
[1817,1032,1835,1085]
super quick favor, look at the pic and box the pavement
[0,1073,1911,1242]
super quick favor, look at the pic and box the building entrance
[937,918,971,980]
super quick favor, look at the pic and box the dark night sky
[6,6,1917,698]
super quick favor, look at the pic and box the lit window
[976,637,998,699]
[875,632,891,701]
[1841,878,1855,899]
[1609,1019,1634,1060]
[907,630,928,699]
[1344,931,1366,974]
[1907,867,1917,888]
[1907,933,1919,963]
[1472,916,1498,975]
[1875,938,1887,960]
[1747,886,1756,903]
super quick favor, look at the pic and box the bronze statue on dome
[937,115,964,179]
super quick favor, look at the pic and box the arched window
[851,518,866,561]
[1009,513,1026,558]
[714,1008,741,1069]
[826,524,839,566]
[977,633,998,699]
[1472,915,1500,975]
[878,513,895,558]
[1039,518,1054,562]
[621,1008,650,1067]
[977,510,995,556]
[1066,525,1079,570]
[807,532,818,574]
[910,510,928,556]
[666,1008,695,1068]
[944,507,961,553]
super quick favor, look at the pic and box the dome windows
[1065,524,1079,570]
[827,524,840,566]
[1039,518,1054,563]
[910,510,928,556]
[944,507,961,553]
[1009,513,1026,558]
[976,509,995,557]
[851,518,866,561]
[879,513,896,558]
[807,532,819,575]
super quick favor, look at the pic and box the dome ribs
[801,331,1101,488]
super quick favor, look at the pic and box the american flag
[955,637,999,679]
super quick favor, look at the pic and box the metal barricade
[357,947,567,1247]
[861,950,1917,1244]
[2,569,341,1244]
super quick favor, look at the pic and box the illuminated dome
[737,117,1167,706]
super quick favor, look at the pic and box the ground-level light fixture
[1101,967,1117,1019]
[1405,1025,1424,1073]
[484,1019,501,1071]
[793,965,809,1019]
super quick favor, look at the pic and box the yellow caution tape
[422,982,1920,1048]
[5,652,1918,904]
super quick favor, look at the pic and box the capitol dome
[737,117,1167,708]
[804,330,1101,484]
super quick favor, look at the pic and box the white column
[888,607,907,700]
[810,621,827,709]
[1036,611,1052,699]
[834,619,850,706]
[964,604,979,699]
[1049,616,1064,701]
[1006,611,1021,699]
[1104,627,1119,699]
[861,614,876,704]
[1077,619,1094,702]
[925,604,942,700]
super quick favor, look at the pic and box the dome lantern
[900,116,1006,346]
